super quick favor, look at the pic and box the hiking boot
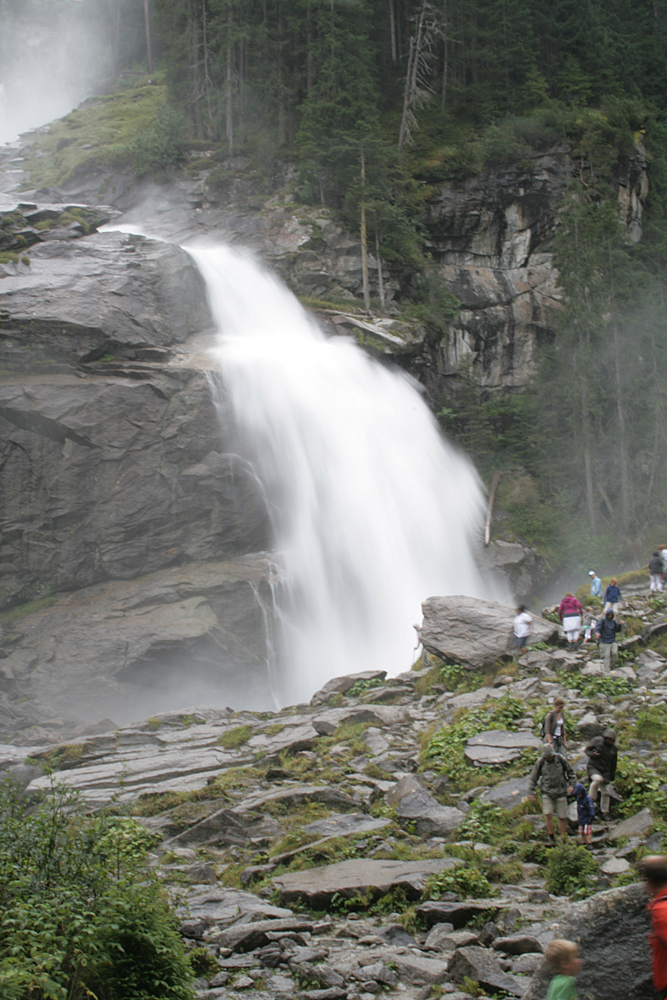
[547,834,556,846]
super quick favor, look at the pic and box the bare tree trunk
[441,0,447,111]
[225,5,233,150]
[360,148,370,313]
[581,375,596,534]
[143,0,153,73]
[613,323,631,527]
[389,0,397,60]
[375,231,385,309]
[484,471,501,546]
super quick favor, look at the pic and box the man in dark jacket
[585,727,618,818]
[594,610,623,670]
[650,551,665,593]
[529,743,575,844]
[641,856,667,999]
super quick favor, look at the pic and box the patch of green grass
[423,693,527,789]
[22,76,173,190]
[633,705,667,743]
[0,594,59,624]
[216,725,252,749]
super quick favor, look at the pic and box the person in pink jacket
[558,592,583,647]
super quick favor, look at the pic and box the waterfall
[188,244,497,706]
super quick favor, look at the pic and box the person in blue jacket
[603,577,622,614]
[573,781,595,847]
[588,570,602,598]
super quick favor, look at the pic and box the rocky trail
[2,587,666,1000]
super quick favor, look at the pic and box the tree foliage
[0,779,195,1000]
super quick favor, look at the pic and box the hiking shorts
[578,824,592,836]
[541,793,568,819]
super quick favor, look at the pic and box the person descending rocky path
[1,582,667,999]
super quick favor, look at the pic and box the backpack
[539,710,552,740]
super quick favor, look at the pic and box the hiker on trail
[641,855,667,1000]
[544,939,581,1000]
[529,742,575,845]
[603,577,622,613]
[558,592,583,647]
[573,782,595,847]
[588,570,602,599]
[594,609,623,670]
[582,605,597,645]
[585,727,618,819]
[661,546,667,576]
[650,551,665,593]
[513,605,532,654]
[544,697,568,757]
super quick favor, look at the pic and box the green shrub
[424,864,496,900]
[346,677,383,697]
[544,840,598,898]
[0,780,195,999]
[118,104,187,176]
[615,758,667,819]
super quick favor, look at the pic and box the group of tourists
[528,699,617,847]
[546,857,667,999]
[512,568,625,670]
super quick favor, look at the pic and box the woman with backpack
[543,697,568,757]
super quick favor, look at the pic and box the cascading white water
[189,244,500,706]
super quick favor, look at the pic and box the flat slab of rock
[479,776,531,810]
[421,595,557,669]
[577,713,604,739]
[303,813,391,838]
[235,784,357,814]
[385,774,466,837]
[219,917,314,952]
[465,730,541,766]
[417,899,507,929]
[379,950,449,984]
[600,857,631,875]
[449,945,527,996]
[609,808,653,841]
[184,887,292,928]
[272,858,458,908]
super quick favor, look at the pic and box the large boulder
[421,595,558,668]
[385,774,466,837]
[524,884,652,1000]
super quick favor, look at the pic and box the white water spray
[189,245,498,705]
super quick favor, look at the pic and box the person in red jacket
[642,855,667,998]
[558,592,583,647]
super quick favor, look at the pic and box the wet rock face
[0,219,276,733]
[525,884,653,1000]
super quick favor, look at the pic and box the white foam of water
[188,244,501,705]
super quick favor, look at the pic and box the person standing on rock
[588,570,603,599]
[544,697,568,757]
[585,728,618,819]
[650,552,665,593]
[641,855,667,1000]
[513,604,533,655]
[594,609,623,670]
[603,577,622,614]
[529,742,575,845]
[558,592,583,647]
